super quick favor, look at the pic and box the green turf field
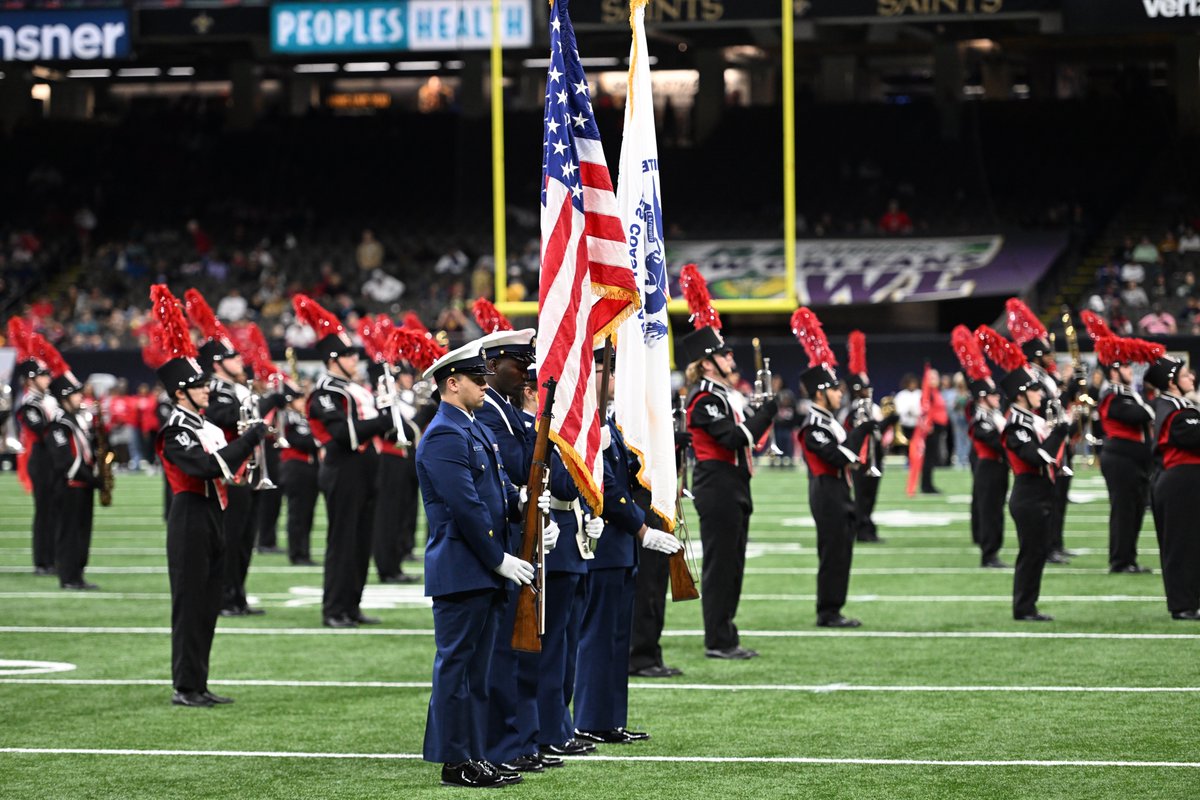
[1,466,1197,799]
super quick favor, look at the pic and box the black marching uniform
[797,396,872,625]
[45,396,98,588]
[686,378,777,653]
[255,434,283,552]
[1098,384,1154,572]
[1002,396,1068,620]
[277,406,320,565]
[307,372,393,626]
[1148,379,1200,619]
[1033,365,1075,560]
[968,401,1009,566]
[159,404,264,700]
[18,387,57,572]
[372,380,421,583]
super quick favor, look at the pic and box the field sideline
[1,466,1198,799]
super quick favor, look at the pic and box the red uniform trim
[686,390,736,465]
[1099,393,1145,443]
[1158,410,1200,470]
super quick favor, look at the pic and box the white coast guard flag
[614,0,677,530]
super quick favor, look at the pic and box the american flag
[537,0,639,515]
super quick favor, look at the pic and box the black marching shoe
[1171,610,1200,621]
[629,664,683,678]
[704,646,759,659]
[981,558,1009,569]
[353,612,382,625]
[539,739,593,757]
[202,691,235,705]
[219,607,247,617]
[574,728,631,745]
[497,754,543,773]
[817,615,862,628]
[1110,564,1153,574]
[242,606,266,616]
[323,614,358,628]
[256,546,285,555]
[440,760,510,788]
[1014,612,1055,622]
[171,691,214,708]
[61,581,100,591]
[291,558,318,567]
[615,727,650,742]
[1045,551,1071,565]
[536,752,565,768]
[379,573,420,585]
[33,566,56,576]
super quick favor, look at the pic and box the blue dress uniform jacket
[418,402,522,765]
[575,418,644,732]
[417,403,516,597]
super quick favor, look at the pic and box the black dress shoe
[476,760,522,784]
[615,727,650,742]
[705,645,758,659]
[379,573,420,585]
[856,535,884,543]
[1171,610,1200,621]
[61,581,100,591]
[256,546,285,555]
[536,752,565,768]
[497,754,544,772]
[220,607,247,617]
[171,691,214,707]
[1014,612,1055,621]
[816,615,862,628]
[353,612,382,625]
[539,740,592,756]
[291,558,318,567]
[202,691,234,704]
[629,664,681,678]
[1060,549,1078,557]
[981,558,1009,569]
[568,738,597,753]
[323,615,357,628]
[33,566,56,576]
[1110,564,1153,574]
[440,760,508,788]
[242,606,266,616]
[574,728,635,744]
[1045,552,1071,565]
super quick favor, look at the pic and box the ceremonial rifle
[512,376,557,653]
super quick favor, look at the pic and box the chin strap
[706,354,730,381]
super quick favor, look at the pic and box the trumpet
[376,363,410,448]
[238,391,277,490]
[880,394,909,447]
[852,395,882,478]
[752,337,775,405]
[268,372,291,451]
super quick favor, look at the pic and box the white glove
[494,553,535,586]
[538,488,552,516]
[584,514,604,540]
[542,520,560,552]
[642,528,683,555]
[376,391,397,410]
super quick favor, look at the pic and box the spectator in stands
[362,268,405,306]
[1138,303,1177,336]
[894,374,922,450]
[949,372,971,468]
[1150,273,1170,303]
[187,220,212,257]
[434,248,469,277]
[136,384,159,470]
[1176,271,1197,300]
[1108,302,1134,336]
[1120,260,1145,286]
[1178,226,1200,260]
[356,229,384,272]
[879,199,913,236]
[216,288,248,322]
[1132,235,1160,267]
[1180,296,1200,330]
[1159,230,1179,272]
[471,258,493,300]
[1121,280,1149,312]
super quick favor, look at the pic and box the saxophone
[93,398,115,507]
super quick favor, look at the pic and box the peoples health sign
[271,0,532,54]
[0,10,130,61]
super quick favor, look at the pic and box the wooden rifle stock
[512,377,557,653]
[669,389,700,602]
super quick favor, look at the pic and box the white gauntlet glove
[494,553,535,586]
[583,514,604,540]
[641,528,683,555]
[537,488,552,516]
[375,390,397,409]
[542,520,560,552]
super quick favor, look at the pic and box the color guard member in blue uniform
[417,342,556,788]
[574,348,682,745]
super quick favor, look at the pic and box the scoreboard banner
[0,9,130,62]
[270,0,533,54]
[666,233,1067,306]
[798,0,1060,22]
[1062,0,1200,33]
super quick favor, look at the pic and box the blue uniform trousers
[574,566,636,731]
[423,587,504,764]
[484,570,541,763]
[536,571,585,746]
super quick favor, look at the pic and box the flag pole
[491,0,508,304]
[781,0,796,307]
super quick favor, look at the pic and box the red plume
[388,326,448,374]
[1095,336,1166,366]
[403,312,429,335]
[975,325,1026,372]
[292,293,345,339]
[1080,310,1115,341]
[6,317,33,361]
[680,264,721,332]
[28,331,68,377]
[791,307,838,368]
[140,320,170,370]
[472,297,513,334]
[1005,298,1048,346]
[184,289,233,347]
[356,316,386,362]
[847,331,868,377]
[951,325,992,381]
[244,322,281,378]
[150,285,198,362]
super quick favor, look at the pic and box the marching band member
[999,362,1069,622]
[963,325,1009,568]
[149,286,266,707]
[793,308,874,629]
[842,331,893,543]
[1094,336,1163,574]
[8,318,57,575]
[45,368,100,590]
[293,294,396,629]
[277,388,320,566]
[680,266,777,659]
[1144,356,1200,620]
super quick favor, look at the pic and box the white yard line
[0,747,1194,768]
[0,592,1164,603]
